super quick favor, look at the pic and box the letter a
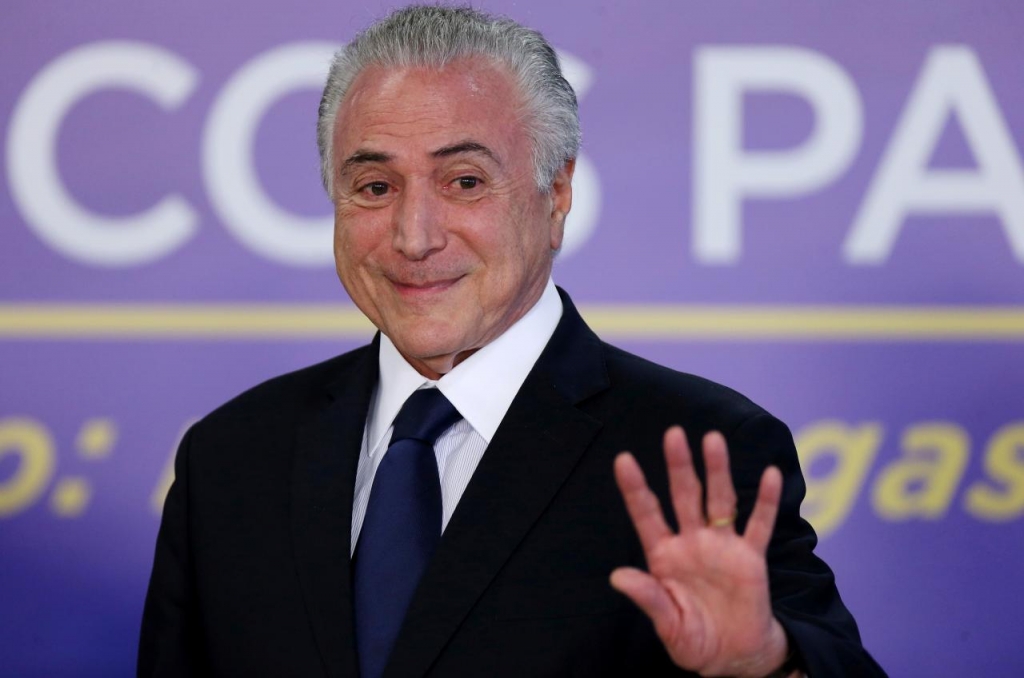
[845,46,1024,264]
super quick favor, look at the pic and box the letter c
[6,41,199,267]
[202,42,340,266]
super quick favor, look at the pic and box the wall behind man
[1,1,1022,675]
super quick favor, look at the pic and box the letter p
[693,46,862,263]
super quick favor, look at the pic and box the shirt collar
[368,278,563,454]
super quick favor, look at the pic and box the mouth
[389,274,465,298]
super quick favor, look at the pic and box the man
[140,6,885,677]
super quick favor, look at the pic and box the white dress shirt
[350,278,563,553]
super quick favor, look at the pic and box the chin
[388,318,473,363]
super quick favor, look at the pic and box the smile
[389,275,464,297]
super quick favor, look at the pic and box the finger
[702,431,738,530]
[743,465,782,554]
[610,567,680,641]
[614,452,672,554]
[664,426,703,532]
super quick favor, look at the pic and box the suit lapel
[384,293,610,678]
[291,339,379,678]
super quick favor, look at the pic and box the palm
[611,427,788,678]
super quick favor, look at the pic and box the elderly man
[139,6,885,678]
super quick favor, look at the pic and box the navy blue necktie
[353,388,461,678]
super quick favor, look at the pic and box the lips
[388,274,464,297]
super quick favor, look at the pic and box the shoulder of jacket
[599,341,771,430]
[197,342,375,428]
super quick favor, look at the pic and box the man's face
[330,59,573,378]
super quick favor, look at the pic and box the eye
[456,176,479,190]
[364,181,390,197]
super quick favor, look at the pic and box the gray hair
[316,5,580,199]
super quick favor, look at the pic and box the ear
[548,159,575,251]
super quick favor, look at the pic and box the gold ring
[707,512,737,528]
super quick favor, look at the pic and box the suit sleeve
[729,413,888,678]
[138,425,208,677]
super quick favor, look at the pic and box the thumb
[610,567,681,641]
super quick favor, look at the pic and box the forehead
[333,59,527,157]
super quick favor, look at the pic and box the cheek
[335,213,388,268]
[468,207,534,258]
[502,204,554,266]
[332,224,356,269]
[334,233,376,299]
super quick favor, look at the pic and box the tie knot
[391,388,461,446]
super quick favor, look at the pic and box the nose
[392,181,446,260]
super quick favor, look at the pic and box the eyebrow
[432,141,501,165]
[338,140,501,176]
[339,150,393,175]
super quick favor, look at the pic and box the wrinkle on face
[330,59,571,378]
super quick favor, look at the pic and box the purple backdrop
[3,1,1023,675]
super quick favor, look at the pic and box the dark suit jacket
[139,290,885,677]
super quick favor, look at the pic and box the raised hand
[610,426,793,678]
